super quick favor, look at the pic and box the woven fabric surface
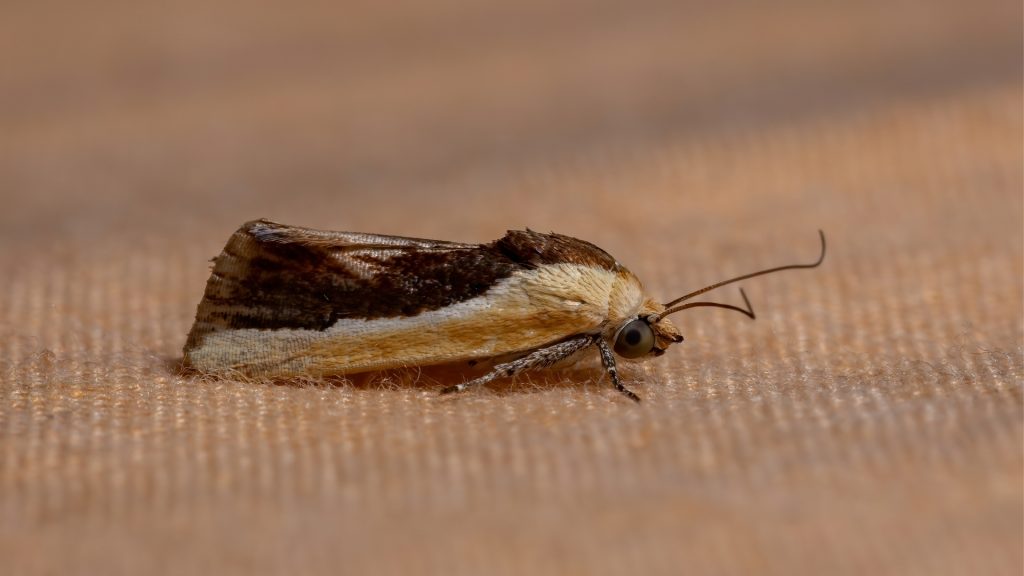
[1,1,1021,574]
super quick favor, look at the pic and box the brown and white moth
[184,220,825,402]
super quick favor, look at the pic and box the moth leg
[440,335,594,396]
[594,339,641,403]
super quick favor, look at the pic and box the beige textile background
[1,1,1022,574]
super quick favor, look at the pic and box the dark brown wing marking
[491,229,621,271]
[186,220,517,344]
[185,220,624,352]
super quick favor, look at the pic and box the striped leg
[440,335,595,396]
[595,338,641,402]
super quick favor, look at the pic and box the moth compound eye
[613,319,655,359]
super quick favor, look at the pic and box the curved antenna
[654,288,755,322]
[662,230,825,309]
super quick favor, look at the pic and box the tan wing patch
[185,264,645,377]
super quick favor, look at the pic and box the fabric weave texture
[1,1,1021,574]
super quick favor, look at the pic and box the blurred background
[1,1,1021,575]
[1,0,1019,245]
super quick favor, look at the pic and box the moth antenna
[655,288,755,321]
[662,230,825,309]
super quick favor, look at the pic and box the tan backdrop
[1,1,1021,574]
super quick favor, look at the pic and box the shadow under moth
[184,220,825,402]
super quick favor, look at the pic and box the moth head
[616,230,826,360]
[612,313,683,359]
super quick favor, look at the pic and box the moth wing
[185,218,513,338]
[185,221,629,377]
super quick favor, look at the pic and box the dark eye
[613,319,655,359]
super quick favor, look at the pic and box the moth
[184,219,825,402]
